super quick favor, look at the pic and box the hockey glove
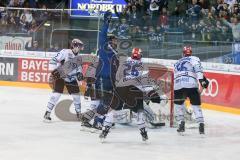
[76,72,84,81]
[199,76,209,89]
[104,10,112,23]
[51,69,61,80]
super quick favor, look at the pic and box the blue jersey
[97,22,117,78]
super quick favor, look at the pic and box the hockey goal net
[147,65,175,127]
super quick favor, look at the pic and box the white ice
[0,86,240,160]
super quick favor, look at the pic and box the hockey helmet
[183,46,192,56]
[71,38,84,54]
[131,48,142,60]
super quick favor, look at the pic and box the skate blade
[43,119,51,123]
[80,126,100,134]
[100,138,105,143]
[178,132,185,136]
[199,133,206,138]
[142,138,148,142]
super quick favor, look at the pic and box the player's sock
[191,105,204,123]
[72,94,81,111]
[175,104,185,122]
[72,94,81,120]
[44,92,61,121]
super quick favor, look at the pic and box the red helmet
[183,46,192,56]
[131,48,142,60]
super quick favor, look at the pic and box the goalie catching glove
[199,76,209,89]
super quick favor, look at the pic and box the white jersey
[49,49,82,82]
[174,56,203,90]
[115,57,161,92]
[115,57,146,87]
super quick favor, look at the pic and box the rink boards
[0,51,240,114]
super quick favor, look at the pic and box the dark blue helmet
[104,10,112,23]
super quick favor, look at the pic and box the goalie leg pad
[80,109,96,122]
[113,109,131,124]
[148,90,161,103]
[103,110,114,127]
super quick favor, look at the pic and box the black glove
[199,76,209,89]
[51,69,61,80]
[104,10,112,23]
[76,72,84,81]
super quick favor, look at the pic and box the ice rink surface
[0,86,240,160]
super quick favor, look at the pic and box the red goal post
[148,65,175,127]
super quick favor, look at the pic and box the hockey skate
[199,123,205,134]
[177,121,185,135]
[140,127,148,141]
[43,111,51,122]
[99,126,111,141]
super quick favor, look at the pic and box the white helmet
[71,38,84,54]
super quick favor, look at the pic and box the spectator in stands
[19,14,29,33]
[20,9,33,24]
[48,43,60,52]
[222,16,240,42]
[129,5,141,26]
[35,3,49,24]
[231,3,240,17]
[25,40,43,51]
[171,0,186,28]
[186,0,202,24]
[158,7,169,31]
[117,18,129,39]
[142,12,152,27]
[135,25,143,38]
[215,20,229,41]
[114,5,129,23]
[8,0,24,7]
[148,26,159,48]
[108,21,117,35]
[0,15,8,34]
[28,18,38,34]
[149,1,160,27]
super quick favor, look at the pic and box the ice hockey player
[82,10,119,129]
[174,46,209,134]
[99,47,164,141]
[43,38,84,121]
